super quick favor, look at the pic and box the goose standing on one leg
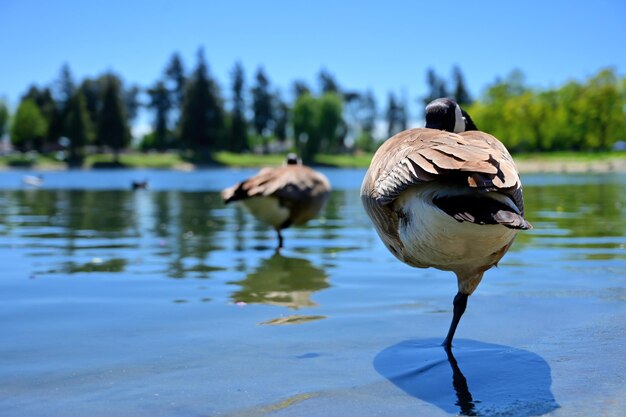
[222,154,331,250]
[361,98,532,349]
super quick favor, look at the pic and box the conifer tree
[97,75,130,163]
[230,61,248,152]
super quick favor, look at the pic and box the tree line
[0,49,624,166]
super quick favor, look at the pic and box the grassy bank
[1,150,626,172]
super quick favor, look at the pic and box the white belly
[241,197,290,229]
[395,190,518,273]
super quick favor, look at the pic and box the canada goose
[131,180,149,190]
[361,98,532,349]
[222,154,331,249]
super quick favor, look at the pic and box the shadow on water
[374,339,559,416]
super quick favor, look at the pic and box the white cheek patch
[453,104,465,133]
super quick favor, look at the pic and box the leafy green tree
[22,86,62,149]
[229,61,248,152]
[452,65,472,106]
[65,91,93,163]
[178,48,223,159]
[469,68,626,152]
[11,99,48,151]
[147,81,172,151]
[251,67,274,152]
[318,92,344,153]
[293,93,320,163]
[578,69,624,150]
[97,75,131,162]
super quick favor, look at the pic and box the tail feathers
[494,210,533,230]
[434,195,532,230]
[221,184,249,204]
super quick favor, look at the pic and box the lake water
[0,168,624,417]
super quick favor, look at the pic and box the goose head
[425,98,477,133]
[285,153,302,165]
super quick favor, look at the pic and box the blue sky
[1,0,624,121]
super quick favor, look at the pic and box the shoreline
[1,156,626,174]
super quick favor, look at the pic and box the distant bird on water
[132,180,149,190]
[222,154,331,250]
[361,98,532,349]
[22,174,43,187]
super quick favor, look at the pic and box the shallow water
[0,168,625,416]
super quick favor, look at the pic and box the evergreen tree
[124,85,141,122]
[65,91,93,164]
[273,92,289,148]
[318,69,340,94]
[386,93,406,137]
[11,99,48,151]
[97,75,131,162]
[147,81,172,151]
[230,61,248,152]
[0,101,8,138]
[251,67,274,152]
[79,78,104,139]
[361,90,377,137]
[354,90,378,152]
[292,80,311,98]
[55,63,76,109]
[452,65,472,106]
[423,68,448,106]
[178,48,223,159]
[165,52,187,109]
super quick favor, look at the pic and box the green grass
[0,153,65,169]
[212,152,286,167]
[213,152,374,168]
[84,152,188,169]
[314,153,373,168]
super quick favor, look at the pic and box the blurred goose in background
[22,174,43,187]
[361,98,532,349]
[222,154,331,250]
[132,180,149,190]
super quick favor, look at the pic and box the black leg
[442,292,469,349]
[276,229,284,250]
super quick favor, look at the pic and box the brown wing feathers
[222,165,328,204]
[367,128,530,229]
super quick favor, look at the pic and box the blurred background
[0,0,624,168]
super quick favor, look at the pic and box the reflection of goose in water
[230,253,328,309]
[222,154,331,250]
[374,339,559,416]
[22,174,43,187]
